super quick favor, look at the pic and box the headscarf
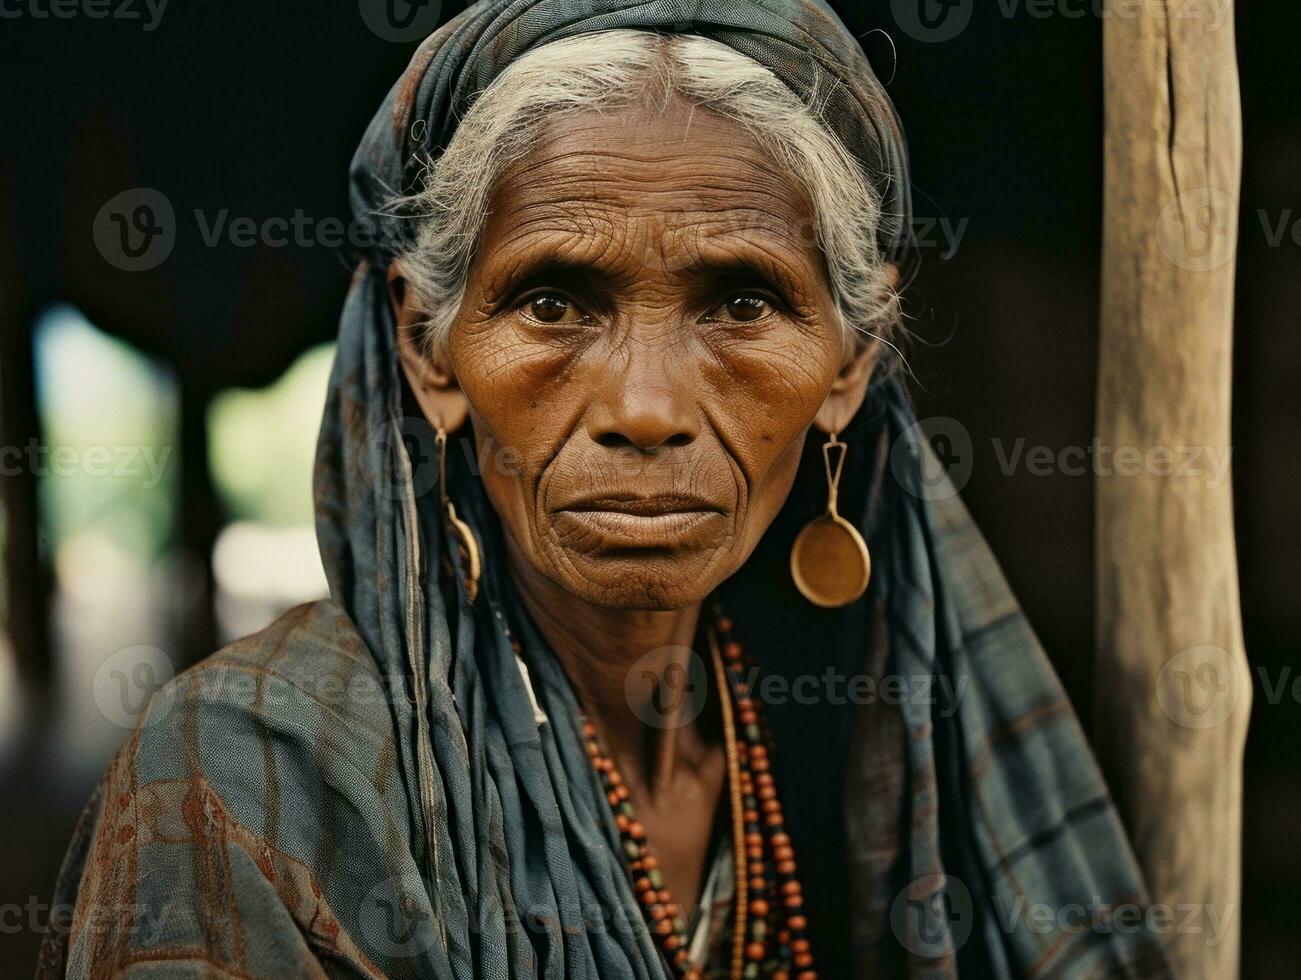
[41,2,1172,978]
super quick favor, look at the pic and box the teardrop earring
[436,425,481,603]
[790,430,870,608]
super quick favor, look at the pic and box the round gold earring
[790,430,870,608]
[436,426,481,603]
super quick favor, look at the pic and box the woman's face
[398,99,875,609]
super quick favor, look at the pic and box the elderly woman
[41,2,1172,979]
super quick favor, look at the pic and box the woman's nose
[585,349,700,452]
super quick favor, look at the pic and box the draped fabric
[40,2,1172,978]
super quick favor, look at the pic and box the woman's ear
[812,262,898,434]
[812,335,878,435]
[389,262,471,433]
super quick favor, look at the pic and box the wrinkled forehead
[476,102,826,288]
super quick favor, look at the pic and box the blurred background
[0,0,1296,974]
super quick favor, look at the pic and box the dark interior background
[1,1,1297,974]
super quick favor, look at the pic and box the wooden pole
[1096,2,1248,977]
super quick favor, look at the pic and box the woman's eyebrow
[676,249,818,308]
[488,255,613,300]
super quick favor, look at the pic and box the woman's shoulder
[117,599,406,819]
[187,598,391,718]
[38,600,414,978]
[145,599,376,704]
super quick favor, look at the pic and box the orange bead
[746,941,766,962]
[795,953,814,968]
[749,899,769,918]
[788,914,808,931]
[771,832,789,847]
[778,860,796,875]
[716,617,733,632]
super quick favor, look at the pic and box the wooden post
[1095,2,1248,977]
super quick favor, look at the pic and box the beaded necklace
[580,613,817,980]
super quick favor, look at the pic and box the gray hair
[392,29,901,367]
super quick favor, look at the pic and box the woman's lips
[551,494,727,549]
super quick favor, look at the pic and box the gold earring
[436,426,481,603]
[790,430,870,608]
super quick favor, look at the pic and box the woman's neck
[507,555,715,798]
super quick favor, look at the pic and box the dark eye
[519,291,585,325]
[708,291,774,324]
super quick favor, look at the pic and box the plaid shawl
[39,2,1172,978]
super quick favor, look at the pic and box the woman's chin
[527,512,739,610]
[545,549,730,611]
